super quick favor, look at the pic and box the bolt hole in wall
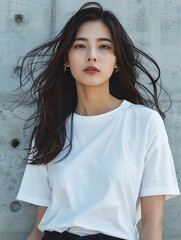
[9,201,21,212]
[14,14,24,24]
[10,138,20,148]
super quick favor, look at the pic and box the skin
[26,206,46,240]
[67,21,121,116]
[141,195,164,240]
[27,21,164,240]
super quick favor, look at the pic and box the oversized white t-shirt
[17,100,180,240]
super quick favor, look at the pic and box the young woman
[17,2,180,240]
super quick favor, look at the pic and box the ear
[114,63,119,72]
[64,62,70,72]
[114,62,118,68]
[64,55,70,68]
[64,54,69,64]
[65,62,70,67]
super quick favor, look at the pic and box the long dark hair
[19,2,170,165]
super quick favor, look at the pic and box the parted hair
[19,2,170,165]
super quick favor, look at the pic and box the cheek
[68,57,81,79]
[101,52,116,62]
[104,56,116,69]
[68,53,83,69]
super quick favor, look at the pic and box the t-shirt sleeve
[17,162,51,206]
[140,111,180,199]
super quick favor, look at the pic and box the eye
[99,45,110,49]
[74,44,86,49]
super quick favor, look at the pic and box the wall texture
[0,0,180,239]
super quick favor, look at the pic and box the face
[67,21,117,88]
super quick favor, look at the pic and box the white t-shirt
[17,100,180,240]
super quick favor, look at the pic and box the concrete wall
[0,0,180,239]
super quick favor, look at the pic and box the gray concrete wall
[0,0,180,239]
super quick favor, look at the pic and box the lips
[84,66,99,72]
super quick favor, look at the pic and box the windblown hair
[19,2,170,165]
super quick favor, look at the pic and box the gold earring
[114,63,119,73]
[114,66,119,73]
[64,63,69,72]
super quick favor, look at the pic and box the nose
[87,56,97,62]
[87,48,97,62]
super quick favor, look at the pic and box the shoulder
[124,101,169,147]
[123,100,163,125]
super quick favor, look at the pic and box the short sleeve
[17,163,51,206]
[140,111,180,199]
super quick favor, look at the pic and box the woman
[17,2,180,240]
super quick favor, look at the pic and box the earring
[114,63,119,73]
[114,66,119,73]
[64,62,69,72]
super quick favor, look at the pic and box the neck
[75,85,122,116]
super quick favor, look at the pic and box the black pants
[42,231,126,240]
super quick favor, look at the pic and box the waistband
[44,231,126,240]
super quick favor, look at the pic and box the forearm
[26,226,44,240]
[140,221,162,240]
[26,206,47,240]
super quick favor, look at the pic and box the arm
[140,195,164,240]
[26,206,47,240]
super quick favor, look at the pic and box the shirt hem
[17,193,50,206]
[140,187,180,200]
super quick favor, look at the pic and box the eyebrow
[74,37,113,43]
